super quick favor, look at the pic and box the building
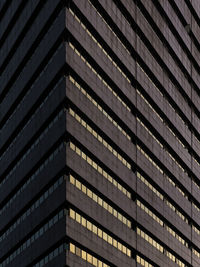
[1,0,200,266]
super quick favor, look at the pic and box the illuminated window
[69,174,131,228]
[69,209,131,257]
[69,108,131,170]
[69,42,130,112]
[69,242,110,266]
[69,144,131,199]
[69,9,131,84]
[70,76,132,142]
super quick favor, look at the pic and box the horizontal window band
[68,140,131,199]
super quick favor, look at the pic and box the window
[69,143,131,199]
[69,108,131,169]
[69,174,131,228]
[69,242,110,267]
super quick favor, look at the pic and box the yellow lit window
[93,193,98,203]
[87,189,93,198]
[113,239,117,248]
[87,221,92,231]
[70,175,75,185]
[76,180,81,190]
[82,184,87,194]
[87,253,93,264]
[98,228,103,238]
[82,152,86,160]
[103,202,108,209]
[76,213,81,223]
[70,243,75,254]
[76,247,81,257]
[93,225,97,235]
[82,250,87,260]
[103,232,107,241]
[93,257,98,267]
[70,142,75,151]
[82,217,86,227]
[69,209,75,219]
[98,198,103,206]
[108,236,112,245]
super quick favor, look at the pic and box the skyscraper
[1,0,200,266]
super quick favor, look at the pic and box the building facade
[1,0,200,266]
